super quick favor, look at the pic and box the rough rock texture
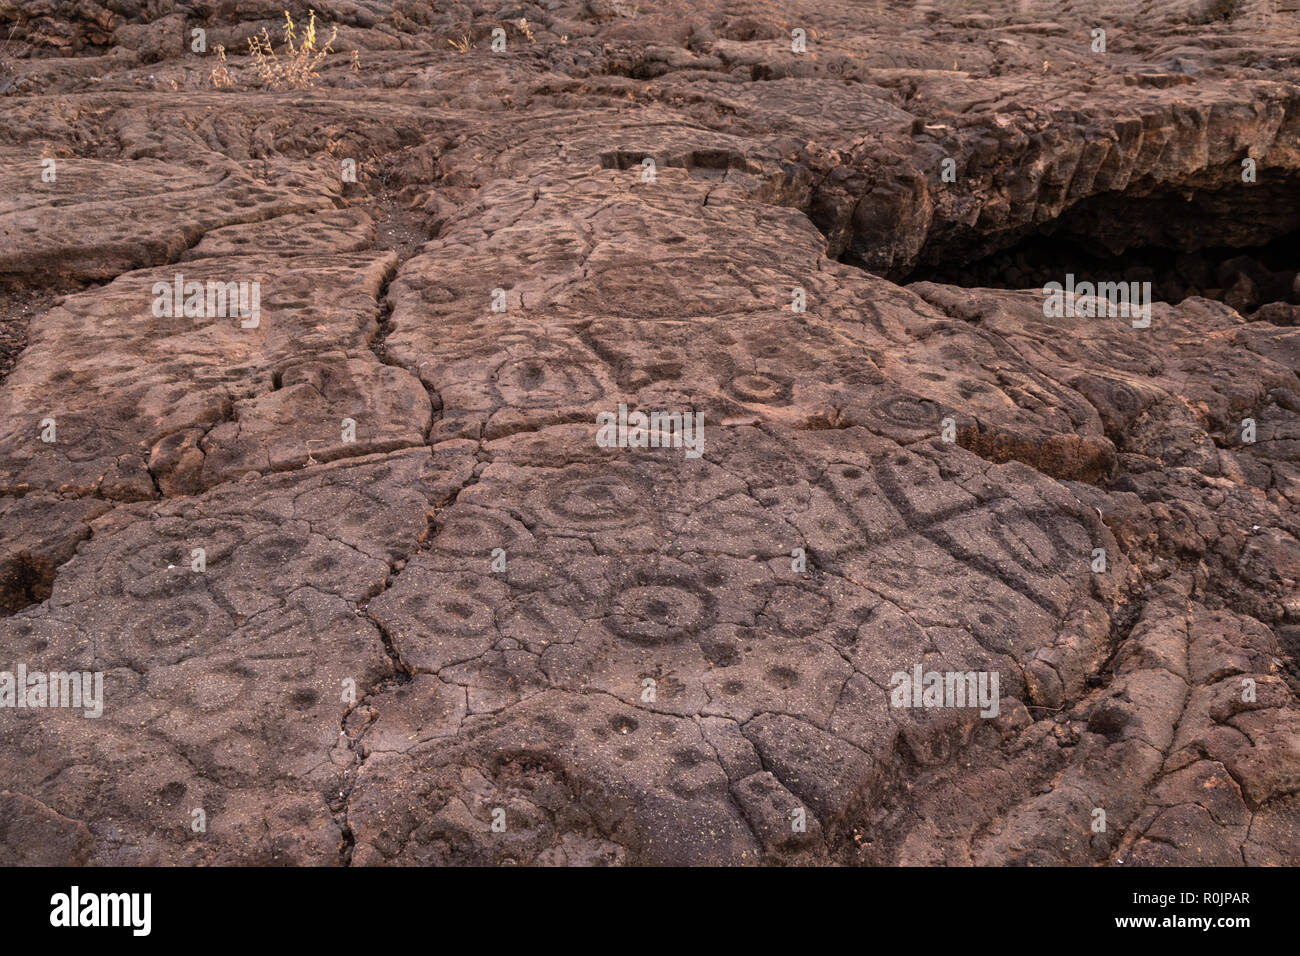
[1,0,1299,865]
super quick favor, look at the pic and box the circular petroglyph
[608,576,716,646]
[874,394,946,430]
[373,572,501,644]
[244,532,309,568]
[423,588,498,636]
[123,596,227,658]
[546,472,645,530]
[496,356,603,407]
[725,371,792,406]
[433,507,523,555]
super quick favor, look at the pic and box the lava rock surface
[1,0,1299,866]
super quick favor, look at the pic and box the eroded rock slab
[1,0,1299,867]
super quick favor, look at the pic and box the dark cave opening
[910,227,1300,316]
[884,174,1300,319]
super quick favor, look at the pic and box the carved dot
[610,715,638,735]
